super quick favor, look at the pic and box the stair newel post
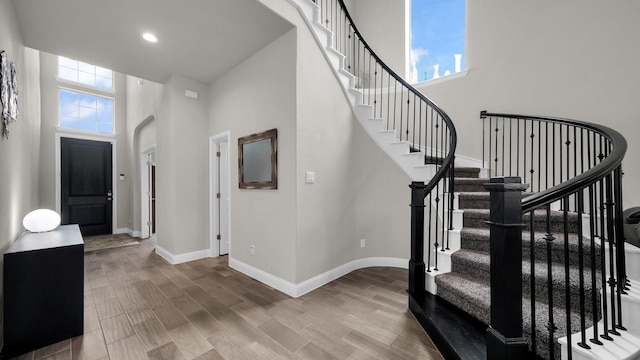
[484,177,530,359]
[409,181,427,302]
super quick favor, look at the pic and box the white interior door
[219,141,230,255]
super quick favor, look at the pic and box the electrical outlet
[360,239,366,248]
[250,245,255,255]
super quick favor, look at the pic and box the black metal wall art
[1,50,19,139]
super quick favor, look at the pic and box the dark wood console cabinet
[3,224,84,358]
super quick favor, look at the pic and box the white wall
[156,75,209,256]
[0,0,42,348]
[208,29,298,283]
[415,0,640,207]
[346,0,410,79]
[125,76,163,235]
[209,0,413,288]
[38,52,129,229]
[293,11,411,282]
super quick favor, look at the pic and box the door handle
[107,190,112,201]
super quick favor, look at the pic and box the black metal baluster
[529,213,537,354]
[576,190,590,349]
[546,122,549,190]
[614,161,627,328]
[502,117,506,176]
[494,118,499,176]
[605,173,620,336]
[530,119,535,190]
[588,184,603,345]
[544,204,557,360]
[509,118,513,176]
[563,197,573,360]
[598,176,613,340]
[538,121,542,192]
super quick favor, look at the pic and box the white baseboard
[114,228,141,238]
[155,245,211,265]
[230,256,408,298]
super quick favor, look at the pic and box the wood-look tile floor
[12,239,444,360]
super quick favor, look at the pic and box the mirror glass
[238,128,277,189]
[242,139,272,183]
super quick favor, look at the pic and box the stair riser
[458,197,490,209]
[463,213,580,233]
[454,169,481,178]
[460,234,602,269]
[455,183,487,192]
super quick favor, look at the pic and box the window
[58,56,114,133]
[59,89,114,133]
[58,56,113,90]
[410,0,465,82]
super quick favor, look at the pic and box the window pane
[60,116,78,129]
[59,89,113,134]
[58,56,113,90]
[95,66,112,78]
[59,67,78,82]
[411,0,465,82]
[97,121,113,133]
[59,57,78,70]
[95,76,113,89]
[78,71,96,87]
[78,116,97,132]
[78,62,95,74]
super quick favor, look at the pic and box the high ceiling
[11,0,293,84]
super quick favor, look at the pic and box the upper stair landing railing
[309,0,458,283]
[481,111,628,359]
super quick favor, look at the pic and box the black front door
[61,137,113,236]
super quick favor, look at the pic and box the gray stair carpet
[435,173,601,360]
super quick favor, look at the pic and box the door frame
[140,144,156,240]
[209,132,231,257]
[55,129,118,234]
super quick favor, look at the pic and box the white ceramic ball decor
[23,209,61,232]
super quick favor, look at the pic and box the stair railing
[311,0,457,300]
[481,111,628,360]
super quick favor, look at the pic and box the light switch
[305,171,315,184]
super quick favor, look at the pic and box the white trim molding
[155,245,211,265]
[230,256,408,298]
[113,227,140,238]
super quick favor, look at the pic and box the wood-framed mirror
[238,128,278,189]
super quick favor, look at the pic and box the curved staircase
[287,1,640,359]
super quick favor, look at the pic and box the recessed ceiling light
[142,33,158,43]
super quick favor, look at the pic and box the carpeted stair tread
[435,272,491,324]
[459,227,600,268]
[436,272,595,360]
[450,249,600,316]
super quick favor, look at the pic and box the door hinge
[216,234,221,240]
[216,193,221,199]
[216,151,221,157]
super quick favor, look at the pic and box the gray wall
[414,0,640,207]
[0,0,42,348]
